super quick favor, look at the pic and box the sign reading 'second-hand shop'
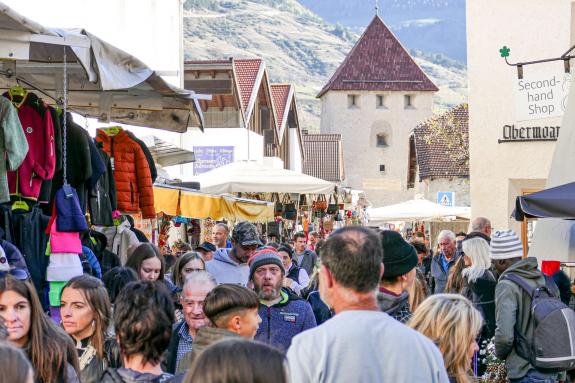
[514,70,571,121]
[499,124,560,143]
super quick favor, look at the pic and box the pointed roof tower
[317,15,438,98]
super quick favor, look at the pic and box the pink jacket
[6,93,56,199]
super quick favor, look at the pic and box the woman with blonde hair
[461,237,497,339]
[409,294,483,383]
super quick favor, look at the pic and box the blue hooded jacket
[255,289,317,351]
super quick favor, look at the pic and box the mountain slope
[183,0,467,131]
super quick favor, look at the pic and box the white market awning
[0,2,207,132]
[190,161,336,194]
[367,198,470,223]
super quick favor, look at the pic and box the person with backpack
[491,230,571,383]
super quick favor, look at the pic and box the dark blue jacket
[82,246,102,279]
[255,289,317,351]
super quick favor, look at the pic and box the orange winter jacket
[96,129,155,218]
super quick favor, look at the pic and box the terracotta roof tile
[270,84,292,132]
[302,134,345,182]
[413,104,469,180]
[318,16,438,97]
[233,59,263,116]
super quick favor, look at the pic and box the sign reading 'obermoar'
[514,70,571,121]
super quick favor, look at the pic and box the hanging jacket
[38,105,63,204]
[125,131,157,183]
[81,231,121,276]
[82,246,102,279]
[255,289,317,351]
[95,218,140,265]
[0,97,29,203]
[4,92,56,199]
[88,144,117,226]
[49,114,93,213]
[0,205,50,309]
[96,129,155,218]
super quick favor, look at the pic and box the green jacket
[494,257,545,379]
[176,327,240,374]
[0,97,28,203]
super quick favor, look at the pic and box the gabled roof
[302,134,345,182]
[233,59,265,121]
[317,16,438,98]
[413,104,469,180]
[270,84,294,137]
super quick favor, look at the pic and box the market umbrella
[190,161,336,194]
[514,181,575,221]
[0,2,205,132]
[367,198,470,223]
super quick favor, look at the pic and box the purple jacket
[255,289,317,351]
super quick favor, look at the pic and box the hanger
[8,83,28,108]
[11,197,29,212]
[102,126,122,136]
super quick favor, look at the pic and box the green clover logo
[499,46,510,58]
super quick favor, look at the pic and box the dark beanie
[248,249,285,280]
[380,230,418,278]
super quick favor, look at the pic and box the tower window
[348,94,359,108]
[376,134,388,147]
[376,95,386,109]
[404,94,414,109]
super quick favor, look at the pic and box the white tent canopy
[0,2,206,132]
[191,161,336,194]
[367,199,470,223]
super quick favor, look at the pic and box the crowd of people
[0,217,573,382]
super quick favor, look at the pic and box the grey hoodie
[377,289,412,323]
[205,248,249,286]
[494,257,546,380]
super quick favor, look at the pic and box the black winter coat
[467,269,497,339]
[88,144,118,226]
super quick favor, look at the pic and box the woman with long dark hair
[0,275,80,383]
[60,275,120,382]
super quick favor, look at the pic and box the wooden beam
[219,95,225,111]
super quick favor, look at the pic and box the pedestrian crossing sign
[437,192,455,207]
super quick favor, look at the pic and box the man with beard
[206,222,260,286]
[250,249,316,351]
[164,271,217,374]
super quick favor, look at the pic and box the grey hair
[437,230,456,243]
[470,217,491,233]
[183,270,217,291]
[214,223,230,235]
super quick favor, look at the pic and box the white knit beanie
[490,229,523,260]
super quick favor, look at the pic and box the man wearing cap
[205,222,260,287]
[195,242,216,261]
[250,248,316,351]
[491,229,559,383]
[377,231,418,323]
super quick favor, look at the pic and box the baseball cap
[232,222,262,247]
[195,242,216,252]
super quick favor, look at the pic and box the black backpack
[503,273,575,372]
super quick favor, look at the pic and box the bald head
[470,217,492,237]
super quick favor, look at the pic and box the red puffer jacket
[95,129,155,218]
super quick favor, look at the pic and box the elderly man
[211,223,230,249]
[431,230,461,294]
[287,227,448,382]
[206,222,260,286]
[467,216,493,243]
[164,271,217,374]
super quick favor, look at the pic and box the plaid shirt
[175,322,194,371]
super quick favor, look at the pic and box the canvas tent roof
[367,199,470,223]
[0,2,206,132]
[141,136,196,168]
[190,161,336,194]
